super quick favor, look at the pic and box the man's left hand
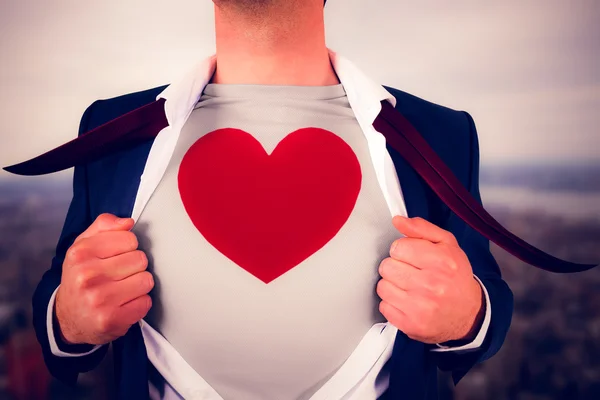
[376,216,484,344]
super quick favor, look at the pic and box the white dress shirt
[46,49,491,399]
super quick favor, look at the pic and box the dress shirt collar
[154,49,397,130]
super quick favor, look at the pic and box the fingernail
[391,240,398,254]
[117,218,130,225]
[393,215,404,223]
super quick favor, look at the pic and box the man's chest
[127,103,400,399]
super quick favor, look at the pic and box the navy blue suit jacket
[32,84,513,400]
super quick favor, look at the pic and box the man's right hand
[55,213,154,346]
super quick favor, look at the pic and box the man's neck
[210,2,339,86]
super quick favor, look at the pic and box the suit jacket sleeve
[31,100,110,386]
[432,111,514,384]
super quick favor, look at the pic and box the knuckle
[435,284,447,297]
[428,279,447,297]
[66,243,86,264]
[379,257,393,275]
[376,279,387,298]
[95,311,113,333]
[448,258,459,272]
[124,231,139,250]
[85,289,103,309]
[65,246,77,262]
[73,268,93,290]
[445,232,457,244]
[390,240,404,258]
[446,246,458,263]
[136,250,148,268]
[439,246,458,271]
[444,258,459,272]
[96,213,114,224]
[139,271,155,292]
[378,259,386,275]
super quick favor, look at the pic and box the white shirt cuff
[47,285,103,357]
[430,275,492,352]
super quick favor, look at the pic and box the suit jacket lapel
[85,133,156,220]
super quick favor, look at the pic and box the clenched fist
[377,216,485,344]
[55,213,154,346]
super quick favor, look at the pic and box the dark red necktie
[4,99,596,273]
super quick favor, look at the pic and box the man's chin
[213,0,277,9]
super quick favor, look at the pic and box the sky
[0,0,598,180]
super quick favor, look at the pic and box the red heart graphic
[178,127,362,283]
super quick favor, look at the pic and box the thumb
[392,215,456,245]
[75,213,134,242]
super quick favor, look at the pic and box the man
[30,0,513,399]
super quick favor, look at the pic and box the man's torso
[132,83,399,399]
